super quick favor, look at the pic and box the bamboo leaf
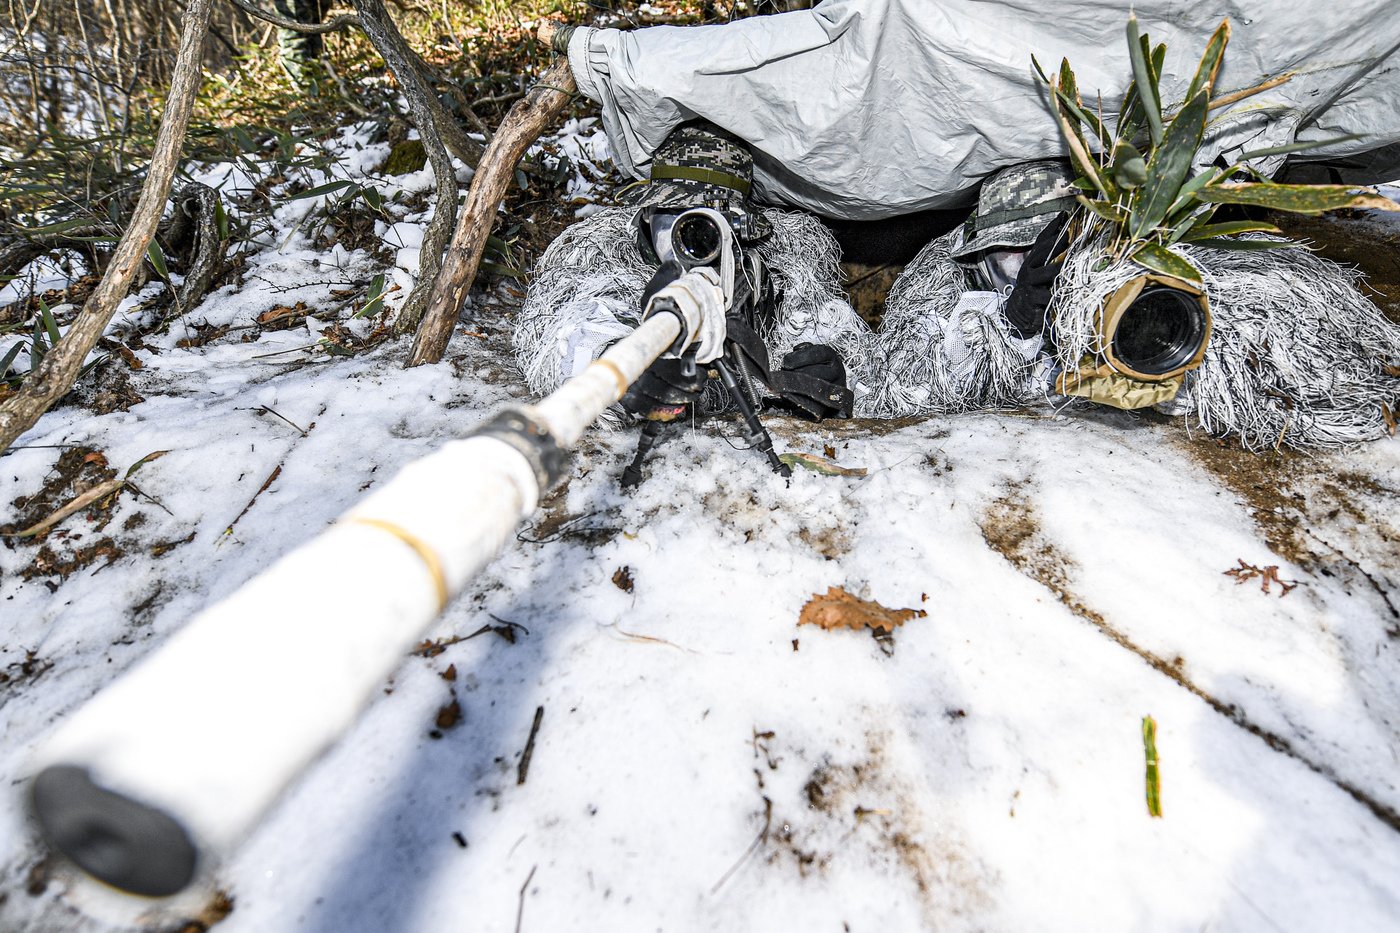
[38,297,61,347]
[1237,134,1364,162]
[287,179,355,201]
[146,241,171,281]
[0,340,23,379]
[1180,220,1283,242]
[124,449,170,479]
[1130,242,1203,285]
[1194,237,1303,252]
[1127,15,1164,146]
[354,273,386,319]
[1112,141,1148,189]
[1130,90,1210,238]
[1199,182,1400,214]
[1076,195,1127,224]
[1049,79,1112,198]
[1186,19,1231,100]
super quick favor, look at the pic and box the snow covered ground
[2,133,1399,932]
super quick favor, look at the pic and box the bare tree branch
[0,0,213,452]
[407,46,575,365]
[222,0,359,34]
[349,0,461,333]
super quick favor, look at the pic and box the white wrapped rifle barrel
[26,274,717,899]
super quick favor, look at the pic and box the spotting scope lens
[671,211,724,266]
[1110,286,1208,377]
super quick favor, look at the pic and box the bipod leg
[621,416,676,489]
[712,357,791,478]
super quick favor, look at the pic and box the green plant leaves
[1179,220,1282,242]
[287,179,356,201]
[354,273,387,320]
[146,241,171,281]
[1127,15,1164,146]
[1198,182,1400,214]
[1186,20,1230,100]
[1130,242,1202,284]
[1111,141,1147,189]
[1130,89,1210,239]
[1077,195,1127,224]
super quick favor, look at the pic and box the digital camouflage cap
[951,160,1078,261]
[624,122,756,210]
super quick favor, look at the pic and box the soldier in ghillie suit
[513,121,874,428]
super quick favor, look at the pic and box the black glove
[1002,212,1069,339]
[619,352,706,421]
[767,343,853,421]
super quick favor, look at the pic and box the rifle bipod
[620,354,792,489]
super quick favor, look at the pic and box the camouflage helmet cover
[623,122,756,210]
[951,159,1078,261]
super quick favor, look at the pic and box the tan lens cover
[1096,274,1211,382]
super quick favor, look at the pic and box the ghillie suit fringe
[1053,235,1400,450]
[513,207,876,425]
[859,233,1040,418]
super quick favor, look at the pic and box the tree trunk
[0,0,212,453]
[407,55,576,366]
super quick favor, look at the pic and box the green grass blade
[1143,716,1163,818]
[1131,242,1202,285]
[1130,90,1210,238]
[1186,19,1231,100]
[1127,15,1164,146]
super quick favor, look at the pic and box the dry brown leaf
[435,699,462,730]
[798,586,927,634]
[612,565,635,593]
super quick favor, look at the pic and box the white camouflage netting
[512,206,877,420]
[516,213,1400,449]
[858,233,1041,419]
[1052,237,1400,450]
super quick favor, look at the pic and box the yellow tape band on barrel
[347,517,449,613]
[592,358,631,400]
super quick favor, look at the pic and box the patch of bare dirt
[1273,211,1400,325]
[979,485,1400,830]
[735,728,992,926]
[1179,436,1400,623]
[2,447,118,535]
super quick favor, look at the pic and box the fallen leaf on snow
[798,586,927,633]
[612,565,635,593]
[1223,559,1299,597]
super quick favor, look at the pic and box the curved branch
[349,0,461,333]
[407,52,576,365]
[222,0,361,34]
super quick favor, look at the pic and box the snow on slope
[2,133,1399,933]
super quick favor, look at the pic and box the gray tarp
[567,0,1400,219]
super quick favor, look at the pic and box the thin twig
[517,705,544,785]
[514,865,537,933]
